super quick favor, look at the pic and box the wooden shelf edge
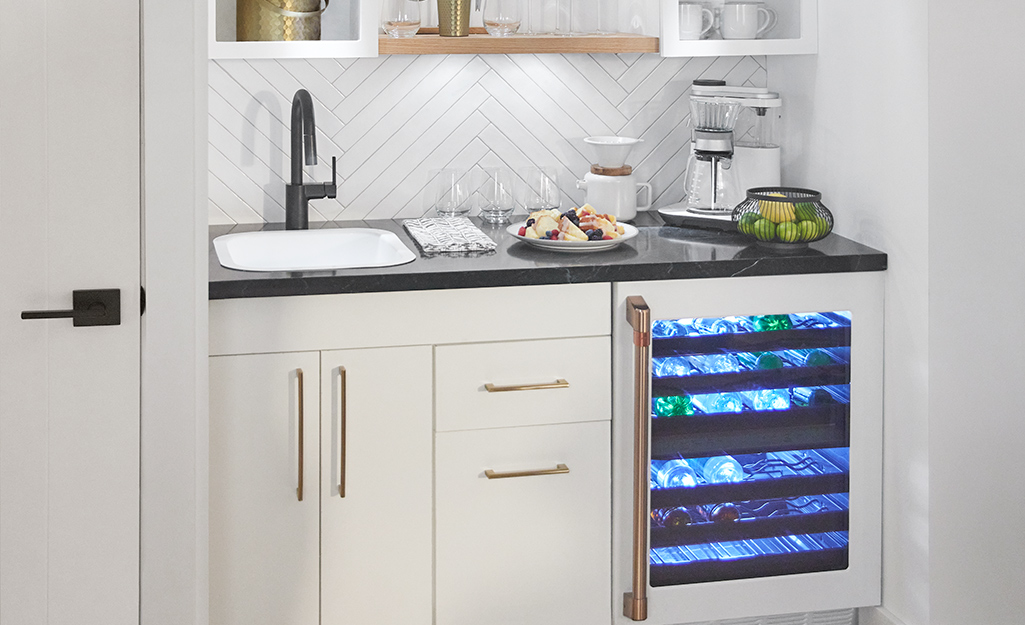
[378,33,660,55]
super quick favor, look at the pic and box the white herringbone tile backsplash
[208,54,766,225]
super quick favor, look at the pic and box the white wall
[769,2,930,624]
[141,0,208,624]
[207,54,765,224]
[928,2,1025,624]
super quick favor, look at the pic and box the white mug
[678,3,714,40]
[720,2,777,40]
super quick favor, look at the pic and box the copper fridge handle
[623,296,650,621]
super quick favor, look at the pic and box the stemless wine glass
[425,169,473,216]
[477,168,516,223]
[518,166,561,214]
[482,0,521,36]
[382,0,422,38]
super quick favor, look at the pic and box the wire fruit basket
[733,187,833,248]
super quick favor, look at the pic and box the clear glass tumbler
[425,169,473,216]
[382,0,422,38]
[482,0,521,36]
[476,168,516,223]
[518,166,561,214]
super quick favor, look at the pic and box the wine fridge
[613,272,883,624]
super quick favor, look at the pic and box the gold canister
[237,0,329,42]
[437,0,471,36]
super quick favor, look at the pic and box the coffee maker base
[658,204,737,231]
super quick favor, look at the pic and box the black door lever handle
[21,289,121,327]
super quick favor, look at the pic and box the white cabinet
[434,335,613,625]
[210,346,433,625]
[320,347,433,625]
[209,351,321,625]
[434,337,611,432]
[209,0,378,59]
[435,421,612,625]
[660,0,817,57]
[209,283,612,625]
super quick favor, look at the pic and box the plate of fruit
[507,204,638,252]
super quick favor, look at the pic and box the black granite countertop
[209,213,887,300]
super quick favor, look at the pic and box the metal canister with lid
[237,0,329,41]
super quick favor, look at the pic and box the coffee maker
[659,80,782,230]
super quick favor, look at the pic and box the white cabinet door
[435,421,612,625]
[210,352,321,625]
[320,346,433,625]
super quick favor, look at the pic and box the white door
[0,0,141,623]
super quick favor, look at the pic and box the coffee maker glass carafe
[684,151,743,212]
[683,95,744,212]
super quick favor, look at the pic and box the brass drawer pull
[484,379,569,393]
[296,368,305,502]
[484,464,570,480]
[338,367,347,498]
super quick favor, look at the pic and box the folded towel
[402,217,497,255]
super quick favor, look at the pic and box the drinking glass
[476,167,516,223]
[425,169,473,216]
[518,166,561,213]
[482,0,521,36]
[382,0,422,37]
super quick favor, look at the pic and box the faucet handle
[327,156,337,199]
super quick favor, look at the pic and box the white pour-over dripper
[583,136,643,168]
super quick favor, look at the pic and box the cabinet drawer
[435,336,611,432]
[435,422,611,625]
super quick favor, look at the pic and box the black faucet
[285,88,337,230]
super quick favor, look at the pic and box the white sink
[213,228,416,272]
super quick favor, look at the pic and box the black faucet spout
[286,88,337,230]
[291,89,317,184]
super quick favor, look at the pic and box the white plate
[506,222,639,253]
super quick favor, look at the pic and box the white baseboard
[858,607,908,625]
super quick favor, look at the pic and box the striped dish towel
[402,217,497,255]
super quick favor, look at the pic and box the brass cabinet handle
[484,464,570,480]
[484,379,569,393]
[338,367,347,498]
[296,368,305,502]
[624,296,650,621]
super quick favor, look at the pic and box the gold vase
[237,0,327,42]
[437,0,471,36]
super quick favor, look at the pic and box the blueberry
[525,218,535,227]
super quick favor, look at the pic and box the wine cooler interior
[649,311,852,587]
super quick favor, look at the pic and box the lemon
[759,200,796,224]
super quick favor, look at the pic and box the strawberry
[518,226,527,236]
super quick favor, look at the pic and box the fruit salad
[517,204,627,242]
